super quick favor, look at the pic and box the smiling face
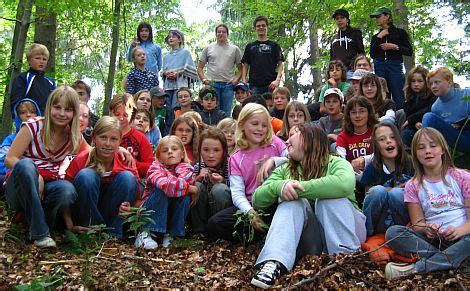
[177,90,192,108]
[286,126,304,162]
[50,97,74,127]
[28,54,48,72]
[362,81,378,102]
[132,112,150,133]
[287,109,306,128]
[244,113,269,149]
[349,104,369,131]
[79,103,90,133]
[235,88,249,103]
[410,73,426,93]
[174,122,193,145]
[200,138,224,168]
[159,141,184,167]
[415,133,444,172]
[375,126,398,161]
[93,129,121,161]
[274,93,289,111]
[429,73,452,97]
[221,126,235,148]
[136,92,151,110]
[324,95,342,116]
[355,59,372,72]
[255,20,268,38]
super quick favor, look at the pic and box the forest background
[0,0,468,139]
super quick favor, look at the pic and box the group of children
[1,21,469,289]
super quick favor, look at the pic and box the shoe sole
[251,278,272,289]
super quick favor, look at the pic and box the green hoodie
[252,155,358,210]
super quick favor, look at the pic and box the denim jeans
[401,128,416,148]
[141,187,189,237]
[386,225,470,273]
[5,158,77,240]
[374,59,405,109]
[213,82,234,117]
[190,182,232,233]
[72,168,137,239]
[422,112,470,153]
[363,186,409,236]
[165,89,178,109]
[252,85,269,95]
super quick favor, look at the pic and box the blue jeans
[5,158,77,240]
[374,59,405,109]
[422,112,470,153]
[252,85,269,95]
[386,225,470,273]
[72,168,137,239]
[165,89,178,109]
[142,187,189,236]
[213,82,234,117]
[363,186,409,236]
[401,128,416,148]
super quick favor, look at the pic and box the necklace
[353,128,368,135]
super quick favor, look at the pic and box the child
[250,124,365,288]
[66,116,139,237]
[110,93,154,178]
[0,99,40,187]
[361,123,414,236]
[149,87,171,136]
[360,73,396,123]
[71,80,99,145]
[422,67,470,153]
[262,92,274,110]
[318,88,344,151]
[347,69,369,99]
[4,86,83,248]
[190,127,232,235]
[278,101,311,140]
[385,128,470,279]
[242,94,284,134]
[162,29,197,109]
[170,115,199,163]
[131,107,161,149]
[318,60,351,113]
[174,87,201,118]
[217,118,236,155]
[10,43,55,114]
[126,22,162,76]
[134,89,152,112]
[231,82,250,120]
[207,103,288,241]
[136,136,198,249]
[270,87,290,120]
[126,48,160,95]
[353,55,373,72]
[199,88,227,126]
[401,66,436,147]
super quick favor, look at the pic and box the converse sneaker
[34,236,56,248]
[385,262,417,279]
[162,233,173,248]
[134,232,158,250]
[251,260,283,289]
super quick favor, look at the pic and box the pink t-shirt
[229,135,287,201]
[404,168,470,230]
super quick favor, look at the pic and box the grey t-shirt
[319,116,343,135]
[200,42,242,82]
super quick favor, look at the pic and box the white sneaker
[134,232,158,250]
[385,262,417,279]
[34,236,56,248]
[162,233,173,248]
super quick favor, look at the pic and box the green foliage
[61,225,111,255]
[232,209,269,247]
[14,267,66,290]
[122,206,155,236]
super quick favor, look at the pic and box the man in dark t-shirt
[241,16,285,95]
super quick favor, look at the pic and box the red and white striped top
[22,117,72,181]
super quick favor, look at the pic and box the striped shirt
[23,117,71,181]
[143,161,194,200]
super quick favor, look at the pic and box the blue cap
[233,82,249,92]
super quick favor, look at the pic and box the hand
[248,210,267,233]
[451,123,460,129]
[380,43,398,51]
[351,156,365,173]
[268,79,280,91]
[424,222,439,239]
[440,225,467,241]
[119,201,132,218]
[196,168,211,182]
[282,180,304,201]
[131,39,140,46]
[165,71,177,79]
[209,172,224,184]
[202,78,211,85]
[118,147,135,167]
[401,120,409,130]
[327,78,338,88]
[38,175,45,201]
[256,158,275,184]
[377,29,389,38]
[415,122,423,130]
[230,79,239,86]
[189,185,199,207]
[71,225,92,233]
[327,133,338,141]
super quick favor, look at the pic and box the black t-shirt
[241,40,284,87]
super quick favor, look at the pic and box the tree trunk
[392,0,415,72]
[1,0,34,139]
[34,6,57,75]
[103,0,121,116]
[309,20,322,103]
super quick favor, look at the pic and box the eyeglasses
[350,109,368,116]
[288,113,305,119]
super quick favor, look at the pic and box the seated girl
[217,118,236,155]
[131,107,161,150]
[170,115,199,163]
[278,101,311,141]
[359,73,396,123]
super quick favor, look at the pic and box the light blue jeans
[5,158,77,240]
[213,82,234,117]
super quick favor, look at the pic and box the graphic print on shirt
[348,137,372,159]
[258,44,272,54]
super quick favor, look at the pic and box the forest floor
[1,200,469,289]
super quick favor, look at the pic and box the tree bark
[34,6,57,75]
[103,0,121,116]
[309,20,322,103]
[1,0,34,139]
[392,0,415,72]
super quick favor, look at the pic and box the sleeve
[339,82,351,94]
[407,99,434,127]
[355,29,366,55]
[10,73,26,112]
[360,163,378,187]
[175,162,195,185]
[65,154,86,181]
[404,179,420,203]
[397,29,413,56]
[126,71,136,95]
[156,45,162,73]
[146,162,190,198]
[252,165,289,210]
[451,168,470,198]
[241,44,250,64]
[200,46,209,63]
[126,44,134,62]
[275,42,285,62]
[380,109,396,123]
[136,134,154,177]
[318,84,328,103]
[235,46,242,64]
[335,132,347,159]
[369,34,381,59]
[229,175,252,213]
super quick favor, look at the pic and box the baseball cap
[233,82,249,92]
[332,9,349,19]
[370,7,392,18]
[323,88,344,103]
[348,69,369,81]
[149,87,169,98]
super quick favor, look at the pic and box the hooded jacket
[200,108,227,126]
[330,26,365,70]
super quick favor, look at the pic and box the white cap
[323,88,344,103]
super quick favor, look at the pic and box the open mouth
[385,145,395,153]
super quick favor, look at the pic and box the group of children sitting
[1,42,469,289]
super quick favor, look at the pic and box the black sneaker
[251,260,283,289]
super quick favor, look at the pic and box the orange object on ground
[361,233,418,266]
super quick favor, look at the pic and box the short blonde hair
[26,43,49,60]
[236,103,273,150]
[217,117,236,132]
[155,135,190,164]
[272,87,291,99]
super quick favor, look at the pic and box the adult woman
[370,7,413,110]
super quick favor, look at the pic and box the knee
[366,185,387,200]
[422,112,439,127]
[115,171,137,188]
[59,181,78,205]
[385,225,407,241]
[74,168,99,186]
[211,184,230,198]
[13,158,37,175]
[315,198,345,213]
[387,188,405,205]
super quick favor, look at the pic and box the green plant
[14,267,66,290]
[232,209,269,247]
[122,207,155,237]
[61,224,111,255]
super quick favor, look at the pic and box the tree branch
[0,16,20,22]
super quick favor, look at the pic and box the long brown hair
[403,66,433,102]
[343,97,378,135]
[279,101,311,140]
[289,124,329,181]
[171,115,199,158]
[197,126,228,170]
[359,73,384,110]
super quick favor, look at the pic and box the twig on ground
[336,264,379,288]
[294,262,338,287]
[39,259,87,265]
[121,254,176,264]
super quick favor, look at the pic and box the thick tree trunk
[392,0,415,72]
[34,6,57,75]
[103,0,121,116]
[309,20,322,102]
[1,0,34,139]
